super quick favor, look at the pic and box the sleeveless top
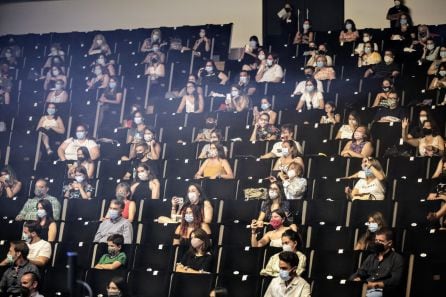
[185,97,196,113]
[203,159,226,178]
[419,136,441,156]
[270,238,283,248]
[351,141,366,154]
[41,116,58,129]
[47,90,66,103]
[132,182,152,201]
[122,200,130,219]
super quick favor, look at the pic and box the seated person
[88,34,112,56]
[427,156,446,201]
[355,31,379,55]
[94,199,133,244]
[194,143,234,179]
[339,19,359,44]
[22,222,52,268]
[345,157,386,200]
[142,42,166,65]
[335,111,360,140]
[192,28,211,59]
[45,79,69,103]
[112,182,136,222]
[0,166,22,199]
[272,140,305,174]
[293,19,314,45]
[0,241,40,295]
[141,29,164,53]
[373,92,406,123]
[364,50,400,78]
[173,205,211,246]
[36,199,57,242]
[63,166,94,199]
[255,53,284,83]
[57,124,100,161]
[175,228,213,273]
[357,42,382,68]
[256,181,290,223]
[402,118,444,157]
[240,35,262,72]
[175,74,204,98]
[420,37,440,64]
[371,78,396,108]
[295,78,324,110]
[16,179,61,221]
[198,130,228,159]
[0,64,12,105]
[198,60,229,93]
[163,183,213,224]
[407,108,432,139]
[320,101,341,124]
[176,82,204,113]
[123,141,161,178]
[236,70,256,96]
[87,65,109,91]
[251,209,298,248]
[279,162,307,200]
[97,76,123,128]
[261,124,303,158]
[427,46,446,76]
[144,53,165,83]
[349,228,404,297]
[252,97,277,125]
[354,211,388,251]
[340,125,373,158]
[250,113,279,142]
[306,43,333,67]
[291,66,324,96]
[94,234,127,270]
[93,54,116,77]
[260,229,306,277]
[130,163,160,200]
[43,66,67,91]
[36,103,66,155]
[263,251,311,297]
[126,111,147,152]
[194,116,217,142]
[313,55,336,81]
[218,85,250,112]
[428,62,446,90]
[67,146,95,179]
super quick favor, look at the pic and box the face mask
[138,172,149,181]
[279,269,292,281]
[107,290,121,297]
[97,58,105,65]
[282,244,293,252]
[116,192,127,200]
[75,176,84,183]
[388,99,397,108]
[240,76,248,84]
[364,47,371,54]
[96,39,103,45]
[199,32,206,38]
[303,24,310,30]
[52,70,60,76]
[261,103,270,110]
[153,47,159,52]
[144,134,153,142]
[345,23,352,30]
[3,174,10,181]
[269,190,278,199]
[423,128,433,135]
[306,85,314,92]
[34,188,45,198]
[440,51,446,58]
[47,108,56,115]
[134,117,143,124]
[76,131,86,140]
[400,19,407,25]
[231,90,239,97]
[77,157,85,163]
[439,70,446,77]
[316,61,324,68]
[5,53,12,58]
[419,116,428,123]
[368,222,379,233]
[370,242,386,253]
[151,58,158,64]
[287,170,296,179]
[427,44,435,51]
[266,60,273,67]
[270,218,283,229]
[394,1,400,6]
[108,247,118,256]
[94,69,102,76]
[363,36,370,42]
[109,82,117,89]
[364,168,373,177]
[6,253,15,265]
[136,152,144,159]
[382,86,391,92]
[353,131,364,140]
[205,66,213,73]
[55,83,63,90]
[258,54,265,60]
[152,35,159,41]
[210,137,219,143]
[383,56,393,64]
[184,213,194,223]
[22,233,31,243]
[188,192,199,203]
[191,237,203,249]
[348,119,357,126]
[108,209,120,220]
[208,150,218,158]
[281,148,289,157]
[205,122,216,129]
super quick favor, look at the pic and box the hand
[402,118,409,129]
[345,186,352,195]
[99,97,106,103]
[171,196,179,206]
[267,176,277,183]
[250,219,258,230]
[72,182,80,190]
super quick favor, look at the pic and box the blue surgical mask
[345,23,352,30]
[400,19,407,25]
[22,233,31,243]
[368,222,379,233]
[306,85,315,92]
[364,168,373,177]
[109,209,120,220]
[279,269,292,281]
[47,108,56,115]
[261,103,270,110]
[6,254,14,265]
[37,209,47,218]
[316,61,324,68]
[76,132,86,140]
[184,213,194,223]
[109,82,117,89]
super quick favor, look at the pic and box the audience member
[175,228,213,273]
[355,31,379,55]
[45,78,69,103]
[57,124,100,161]
[373,92,406,123]
[195,115,218,142]
[280,162,307,200]
[335,110,360,140]
[194,143,234,179]
[36,103,66,155]
[386,0,411,29]
[198,130,228,159]
[252,97,277,125]
[355,211,388,251]
[130,163,160,200]
[345,157,386,200]
[63,166,94,199]
[292,66,323,96]
[371,78,397,108]
[402,118,444,156]
[295,78,324,110]
[173,205,211,246]
[340,125,373,158]
[256,181,290,224]
[67,146,95,179]
[293,19,314,45]
[313,55,336,81]
[261,124,303,157]
[0,166,22,199]
[21,222,52,268]
[177,81,204,113]
[105,276,128,297]
[20,272,43,297]
[320,101,341,124]
[255,53,284,83]
[88,34,112,56]
[94,199,133,244]
[428,62,446,90]
[36,199,57,242]
[240,36,261,72]
[250,113,279,142]
[272,140,305,174]
[113,182,136,222]
[365,50,400,78]
[95,234,127,270]
[339,19,359,44]
[427,155,446,201]
[251,209,298,248]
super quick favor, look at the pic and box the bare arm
[150,179,160,199]
[52,117,65,134]
[176,96,186,113]
[89,145,100,161]
[57,141,68,161]
[432,160,444,179]
[220,159,234,179]
[197,95,204,113]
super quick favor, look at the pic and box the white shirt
[258,64,284,83]
[337,124,354,139]
[353,178,385,200]
[264,275,311,297]
[299,91,324,110]
[293,79,324,94]
[28,239,52,261]
[63,138,98,160]
[271,141,303,156]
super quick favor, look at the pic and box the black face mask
[382,87,391,92]
[136,152,144,159]
[77,157,85,163]
[285,8,291,12]
[368,242,386,254]
[423,128,433,136]
[205,123,216,129]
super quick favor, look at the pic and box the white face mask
[440,51,446,58]
[303,24,310,30]
[269,190,278,199]
[287,170,296,179]
[348,119,357,126]
[75,176,84,183]
[363,36,370,42]
[231,90,239,97]
[134,117,143,125]
[266,59,273,67]
[282,244,293,252]
[419,116,428,123]
[281,147,289,157]
[258,54,265,60]
[138,172,149,181]
[384,56,393,64]
[188,192,199,203]
[368,222,379,233]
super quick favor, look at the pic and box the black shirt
[386,5,410,28]
[374,107,407,122]
[370,62,400,78]
[0,261,40,294]
[180,250,213,272]
[351,249,404,289]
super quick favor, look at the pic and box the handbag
[243,187,267,200]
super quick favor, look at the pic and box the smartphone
[177,197,184,204]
